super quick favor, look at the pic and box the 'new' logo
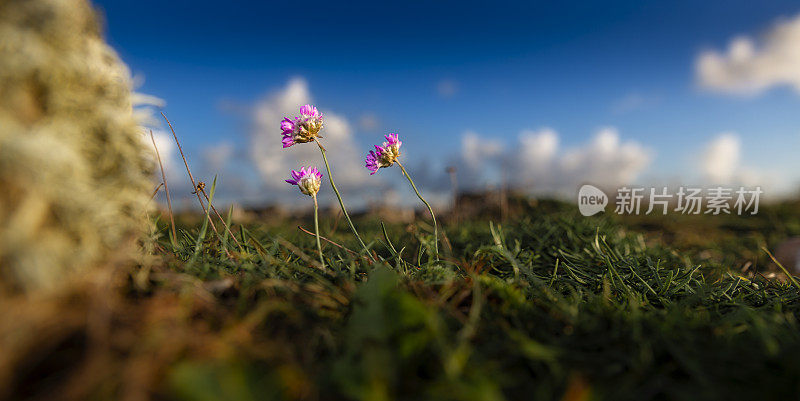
[578,184,608,216]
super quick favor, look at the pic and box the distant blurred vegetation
[5,193,800,400]
[615,198,800,276]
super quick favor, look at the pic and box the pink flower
[285,166,323,196]
[365,133,402,174]
[280,104,324,148]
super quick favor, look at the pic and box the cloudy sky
[95,0,800,207]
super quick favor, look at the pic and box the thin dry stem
[161,112,230,258]
[276,237,325,271]
[150,130,177,245]
[149,183,164,201]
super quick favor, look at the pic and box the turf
[123,197,800,401]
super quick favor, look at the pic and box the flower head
[285,166,323,196]
[365,133,403,174]
[281,104,324,148]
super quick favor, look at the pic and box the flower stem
[396,161,439,260]
[315,140,374,261]
[312,194,325,269]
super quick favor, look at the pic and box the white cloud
[518,128,559,171]
[452,131,507,188]
[461,131,504,168]
[248,78,376,205]
[558,128,651,190]
[698,132,767,188]
[130,74,166,128]
[142,129,180,182]
[701,132,740,183]
[436,79,459,98]
[132,92,166,108]
[696,14,800,94]
[454,127,653,195]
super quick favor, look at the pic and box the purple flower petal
[300,104,319,117]
[384,133,401,148]
[282,134,295,148]
[281,117,295,133]
[365,151,381,174]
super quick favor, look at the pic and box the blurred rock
[0,0,151,293]
[772,237,800,274]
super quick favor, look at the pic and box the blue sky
[94,0,800,204]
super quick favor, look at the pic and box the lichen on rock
[0,0,152,292]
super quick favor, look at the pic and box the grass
[109,196,799,401]
[7,194,800,400]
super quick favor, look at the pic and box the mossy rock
[0,0,152,292]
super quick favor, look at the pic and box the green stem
[315,140,373,261]
[397,161,439,260]
[312,194,325,269]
